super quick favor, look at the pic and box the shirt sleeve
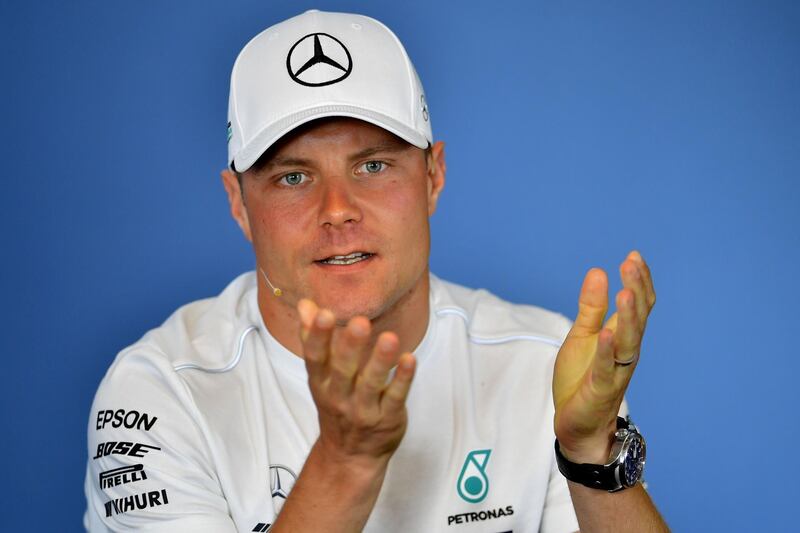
[84,348,237,532]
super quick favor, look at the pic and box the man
[85,10,668,532]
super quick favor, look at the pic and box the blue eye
[280,172,307,186]
[361,161,385,173]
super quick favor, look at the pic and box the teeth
[321,252,371,265]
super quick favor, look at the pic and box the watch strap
[554,417,629,492]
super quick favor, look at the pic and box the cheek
[248,198,312,260]
[378,181,431,251]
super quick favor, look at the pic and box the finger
[297,299,316,342]
[591,327,616,394]
[628,250,656,309]
[605,312,618,334]
[569,268,609,338]
[301,305,335,387]
[328,316,371,399]
[619,256,648,326]
[380,352,416,415]
[613,288,641,365]
[356,331,401,408]
[595,329,633,415]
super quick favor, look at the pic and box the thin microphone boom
[259,268,282,297]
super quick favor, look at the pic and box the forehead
[249,118,413,171]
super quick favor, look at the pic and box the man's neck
[257,270,431,360]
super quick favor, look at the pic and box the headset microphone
[259,268,283,297]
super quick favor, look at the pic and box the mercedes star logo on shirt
[269,464,298,500]
[286,33,353,87]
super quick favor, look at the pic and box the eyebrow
[349,140,411,161]
[264,156,313,169]
[263,140,411,171]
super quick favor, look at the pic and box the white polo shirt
[84,272,582,532]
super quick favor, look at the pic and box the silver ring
[614,353,638,367]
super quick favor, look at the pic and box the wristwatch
[554,416,646,492]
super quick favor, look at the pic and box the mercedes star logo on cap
[286,33,353,87]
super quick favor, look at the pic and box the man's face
[225,118,445,324]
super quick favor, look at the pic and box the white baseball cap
[227,9,433,172]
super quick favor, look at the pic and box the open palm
[553,251,656,463]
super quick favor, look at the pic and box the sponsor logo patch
[96,409,158,431]
[447,505,515,526]
[457,449,492,503]
[99,464,148,489]
[270,464,297,501]
[104,489,169,517]
[248,464,298,532]
[93,441,161,460]
[286,33,352,87]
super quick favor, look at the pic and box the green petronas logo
[457,449,491,503]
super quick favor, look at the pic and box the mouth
[314,251,375,266]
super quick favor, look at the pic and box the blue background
[2,1,798,530]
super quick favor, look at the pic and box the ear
[426,141,446,216]
[220,169,253,242]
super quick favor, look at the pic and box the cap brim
[232,104,429,172]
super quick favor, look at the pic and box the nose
[317,178,362,228]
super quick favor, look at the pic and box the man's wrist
[557,436,614,465]
[269,440,392,532]
[556,422,618,465]
[307,440,391,493]
[556,417,647,494]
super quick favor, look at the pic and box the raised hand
[297,299,417,467]
[552,251,656,463]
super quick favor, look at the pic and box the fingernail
[297,299,315,328]
[399,355,415,371]
[316,309,334,328]
[350,318,369,337]
[379,333,398,352]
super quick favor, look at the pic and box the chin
[303,266,424,325]
[324,296,385,325]
[304,282,393,324]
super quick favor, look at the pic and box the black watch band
[554,417,638,493]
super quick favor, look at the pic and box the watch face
[622,435,646,487]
